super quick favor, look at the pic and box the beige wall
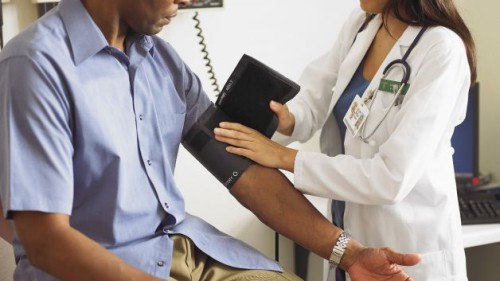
[2,0,37,43]
[459,2,500,280]
[460,0,500,181]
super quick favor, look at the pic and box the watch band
[329,231,351,266]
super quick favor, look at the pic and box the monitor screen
[451,83,479,179]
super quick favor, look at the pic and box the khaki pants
[168,235,303,281]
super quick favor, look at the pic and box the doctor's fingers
[214,134,255,149]
[270,101,295,133]
[213,127,255,142]
[218,122,256,134]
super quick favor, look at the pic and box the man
[0,0,420,280]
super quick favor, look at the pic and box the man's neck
[81,0,128,52]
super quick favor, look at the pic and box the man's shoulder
[0,13,69,65]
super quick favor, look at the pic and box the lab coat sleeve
[293,29,471,205]
[272,8,366,145]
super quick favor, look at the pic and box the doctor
[214,0,476,280]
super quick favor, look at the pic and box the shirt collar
[59,0,108,65]
[59,0,155,65]
[126,32,156,58]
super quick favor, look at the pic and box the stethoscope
[359,26,428,146]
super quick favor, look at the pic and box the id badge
[379,79,410,95]
[343,95,370,137]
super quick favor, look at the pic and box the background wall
[460,0,500,182]
[459,1,500,280]
[1,0,37,43]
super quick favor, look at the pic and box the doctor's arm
[229,164,420,280]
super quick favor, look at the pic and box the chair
[0,237,15,281]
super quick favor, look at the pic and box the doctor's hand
[269,101,295,136]
[342,242,421,281]
[213,122,298,173]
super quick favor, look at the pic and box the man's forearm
[230,164,362,261]
[13,212,164,281]
[0,201,14,244]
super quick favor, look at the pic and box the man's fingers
[384,248,421,266]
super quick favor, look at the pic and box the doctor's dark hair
[383,0,477,83]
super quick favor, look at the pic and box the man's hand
[342,242,421,281]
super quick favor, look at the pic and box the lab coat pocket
[404,250,448,280]
[379,91,401,109]
[377,91,402,134]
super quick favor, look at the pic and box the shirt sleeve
[181,60,212,137]
[0,55,74,218]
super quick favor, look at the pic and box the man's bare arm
[13,212,165,281]
[0,200,14,244]
[230,164,420,279]
[230,164,344,259]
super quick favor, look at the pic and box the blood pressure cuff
[182,54,300,189]
[182,103,253,189]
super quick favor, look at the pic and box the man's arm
[0,200,13,244]
[13,212,165,281]
[230,164,420,280]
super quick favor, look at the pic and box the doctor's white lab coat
[275,8,470,281]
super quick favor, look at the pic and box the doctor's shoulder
[417,26,468,59]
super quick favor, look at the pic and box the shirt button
[139,114,143,120]
[164,202,169,209]
[157,260,166,267]
[147,160,152,166]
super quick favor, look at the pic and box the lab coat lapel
[397,25,423,57]
[328,15,381,111]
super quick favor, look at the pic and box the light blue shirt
[0,0,281,279]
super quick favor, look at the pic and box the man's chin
[137,25,165,36]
